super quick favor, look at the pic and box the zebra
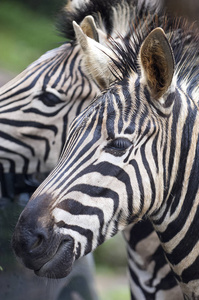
[2,0,186,298]
[0,0,143,176]
[12,5,199,300]
[8,1,187,298]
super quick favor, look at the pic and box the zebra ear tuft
[73,20,116,89]
[140,28,175,104]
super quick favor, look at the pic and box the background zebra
[12,2,199,300]
[0,1,101,299]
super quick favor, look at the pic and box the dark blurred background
[164,0,199,24]
[12,0,64,15]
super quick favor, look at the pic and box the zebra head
[0,39,96,175]
[0,0,144,176]
[12,27,176,278]
[0,1,124,175]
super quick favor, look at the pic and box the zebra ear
[79,15,99,42]
[73,19,115,89]
[140,28,175,109]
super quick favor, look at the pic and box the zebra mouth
[35,237,75,279]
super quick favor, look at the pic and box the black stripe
[52,48,74,88]
[124,78,141,135]
[23,104,65,117]
[76,71,96,115]
[106,92,116,139]
[89,162,133,217]
[166,205,199,267]
[127,219,154,250]
[122,78,132,122]
[0,119,58,135]
[151,119,159,173]
[57,198,105,238]
[154,109,198,228]
[0,131,35,156]
[0,157,15,173]
[58,223,93,255]
[181,255,199,284]
[129,159,144,216]
[67,183,119,218]
[140,139,156,214]
[0,145,29,173]
[21,134,50,162]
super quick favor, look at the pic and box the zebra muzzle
[12,193,75,278]
[12,220,75,278]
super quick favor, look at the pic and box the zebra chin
[34,238,75,279]
[12,193,76,279]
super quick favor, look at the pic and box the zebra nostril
[27,229,48,253]
[30,234,44,251]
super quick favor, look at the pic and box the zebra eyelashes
[104,137,133,156]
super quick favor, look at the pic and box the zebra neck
[151,98,199,298]
[152,185,199,298]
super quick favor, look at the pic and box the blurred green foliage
[8,0,65,17]
[94,233,127,272]
[0,1,64,72]
[100,288,130,300]
[94,234,129,299]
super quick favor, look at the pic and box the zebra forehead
[69,86,130,129]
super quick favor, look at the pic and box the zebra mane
[109,13,199,96]
[56,0,199,95]
[56,0,160,40]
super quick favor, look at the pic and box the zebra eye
[38,92,64,107]
[105,138,132,156]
